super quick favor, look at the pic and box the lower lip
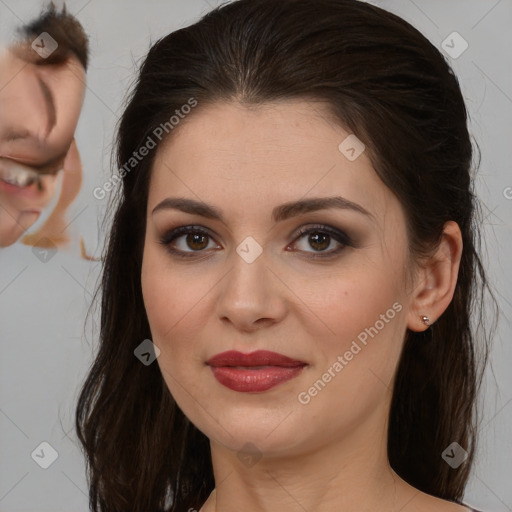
[0,178,37,198]
[209,365,306,392]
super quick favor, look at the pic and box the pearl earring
[421,315,431,326]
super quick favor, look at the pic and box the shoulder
[393,478,485,512]
[414,494,485,512]
[460,503,486,512]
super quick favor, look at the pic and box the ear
[406,221,463,332]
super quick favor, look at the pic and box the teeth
[0,163,40,188]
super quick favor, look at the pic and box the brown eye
[306,232,331,252]
[185,232,209,251]
[159,226,220,258]
[289,224,352,258]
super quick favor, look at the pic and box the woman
[75,0,498,510]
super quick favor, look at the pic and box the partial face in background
[0,46,86,247]
[141,100,416,457]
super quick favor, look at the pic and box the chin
[185,401,304,454]
[214,428,313,463]
[0,238,16,248]
[0,225,22,247]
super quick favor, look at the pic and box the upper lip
[207,350,307,367]
[0,155,63,177]
[0,161,59,191]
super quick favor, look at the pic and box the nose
[1,65,49,139]
[215,244,288,333]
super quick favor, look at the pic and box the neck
[200,408,417,512]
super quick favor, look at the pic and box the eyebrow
[151,196,375,223]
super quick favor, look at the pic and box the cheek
[301,250,404,345]
[304,259,406,401]
[327,273,403,343]
[140,244,211,367]
[291,274,405,446]
[140,247,221,434]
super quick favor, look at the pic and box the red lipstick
[207,350,307,392]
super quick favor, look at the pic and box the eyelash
[158,223,353,260]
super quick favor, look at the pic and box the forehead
[149,100,397,226]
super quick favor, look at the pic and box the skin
[0,45,86,248]
[21,138,83,248]
[141,100,467,512]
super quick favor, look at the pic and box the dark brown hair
[14,1,89,69]
[75,0,499,510]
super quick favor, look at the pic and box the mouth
[207,350,308,392]
[0,162,42,189]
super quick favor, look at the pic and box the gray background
[0,0,511,510]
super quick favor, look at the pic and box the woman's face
[141,100,419,458]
